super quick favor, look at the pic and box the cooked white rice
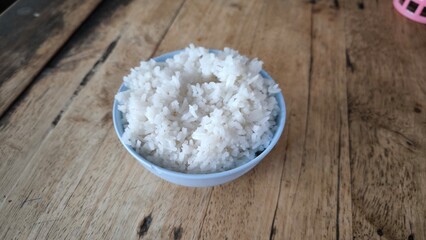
[115,45,280,173]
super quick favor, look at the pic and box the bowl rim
[112,48,286,178]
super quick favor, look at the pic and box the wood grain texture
[0,0,102,116]
[269,0,352,239]
[0,0,187,239]
[345,1,426,239]
[0,0,131,207]
[0,0,425,239]
[156,0,296,239]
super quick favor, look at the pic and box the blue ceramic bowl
[113,49,286,187]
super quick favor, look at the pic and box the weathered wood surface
[0,0,425,239]
[345,1,426,239]
[0,0,102,116]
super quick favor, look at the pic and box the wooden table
[1,0,425,239]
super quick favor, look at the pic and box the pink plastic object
[394,0,426,24]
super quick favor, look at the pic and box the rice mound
[115,45,280,173]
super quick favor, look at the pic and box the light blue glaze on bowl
[113,49,286,187]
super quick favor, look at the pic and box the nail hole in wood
[407,1,419,12]
[230,3,242,11]
[137,213,152,239]
[384,149,389,157]
[377,229,384,236]
[414,107,421,113]
[408,234,415,240]
[357,2,365,9]
[173,226,183,240]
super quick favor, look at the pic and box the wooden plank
[0,0,102,116]
[157,0,261,54]
[0,0,186,239]
[79,150,210,239]
[267,0,352,239]
[344,1,426,239]
[0,0,131,206]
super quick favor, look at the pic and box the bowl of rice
[113,45,286,187]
